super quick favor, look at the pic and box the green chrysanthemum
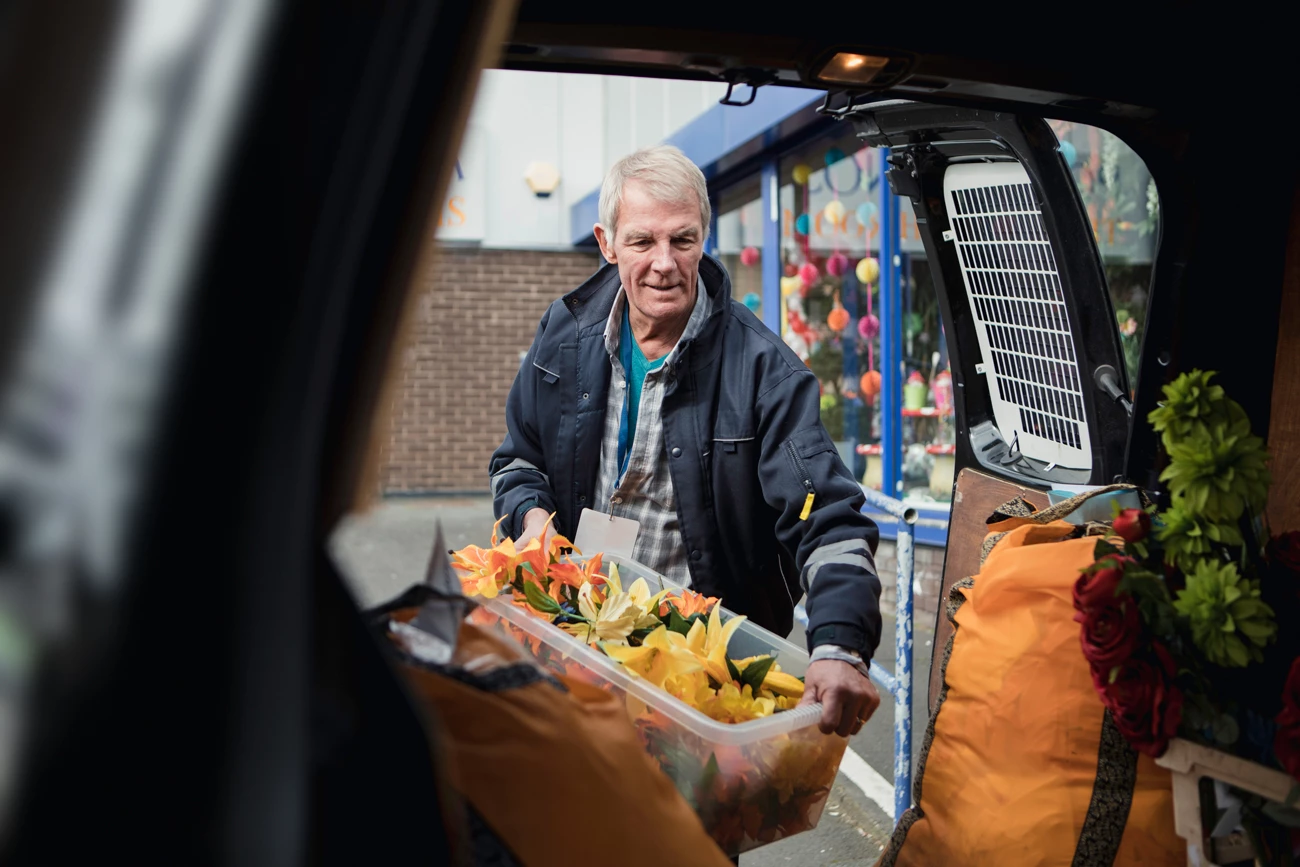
[1155,504,1244,572]
[1159,416,1271,523]
[1148,370,1233,449]
[1173,560,1276,667]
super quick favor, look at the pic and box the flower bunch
[451,519,805,724]
[1074,370,1288,762]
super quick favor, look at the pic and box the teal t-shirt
[617,306,666,474]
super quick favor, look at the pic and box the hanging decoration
[856,256,880,285]
[791,163,812,185]
[858,313,881,340]
[823,199,847,225]
[798,262,819,288]
[824,146,846,167]
[795,213,811,236]
[827,295,850,332]
[740,246,760,267]
[855,201,878,227]
[826,252,849,277]
[742,292,762,312]
[859,370,882,402]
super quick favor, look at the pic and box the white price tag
[573,508,640,561]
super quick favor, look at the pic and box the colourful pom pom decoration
[794,213,811,236]
[858,314,881,340]
[742,292,761,312]
[824,147,846,167]
[791,164,812,185]
[827,306,850,332]
[798,262,819,287]
[855,257,880,285]
[823,199,847,225]
[860,370,882,401]
[740,246,760,267]
[826,253,849,277]
[855,201,878,227]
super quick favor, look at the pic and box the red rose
[1100,643,1184,758]
[1076,591,1142,673]
[1113,508,1151,543]
[1274,658,1300,780]
[1268,532,1300,574]
[1072,555,1133,611]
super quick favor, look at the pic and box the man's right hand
[516,508,557,550]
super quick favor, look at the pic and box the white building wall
[440,70,726,250]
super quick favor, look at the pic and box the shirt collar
[603,274,712,369]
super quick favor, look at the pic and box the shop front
[571,90,1157,547]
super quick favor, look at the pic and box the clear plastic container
[466,553,849,856]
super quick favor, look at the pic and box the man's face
[594,180,704,328]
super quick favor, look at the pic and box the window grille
[943,161,1091,470]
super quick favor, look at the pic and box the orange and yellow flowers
[452,520,805,725]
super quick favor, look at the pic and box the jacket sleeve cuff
[807,623,870,655]
[810,644,873,679]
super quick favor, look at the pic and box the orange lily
[660,587,719,618]
[546,552,605,602]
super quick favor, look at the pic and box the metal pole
[879,149,902,498]
[893,520,915,821]
[760,158,781,335]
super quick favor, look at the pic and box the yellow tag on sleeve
[799,492,815,521]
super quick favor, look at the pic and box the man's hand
[799,659,881,737]
[515,507,557,550]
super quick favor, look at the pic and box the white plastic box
[467,553,849,856]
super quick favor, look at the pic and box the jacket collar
[562,255,733,370]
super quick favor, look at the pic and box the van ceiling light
[817,53,890,86]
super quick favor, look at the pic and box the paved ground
[330,495,936,866]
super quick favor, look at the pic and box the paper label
[573,508,640,560]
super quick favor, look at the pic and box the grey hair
[598,145,711,243]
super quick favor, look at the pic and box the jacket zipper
[784,441,817,520]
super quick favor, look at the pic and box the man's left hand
[799,659,881,737]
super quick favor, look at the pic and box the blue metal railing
[799,486,916,822]
[860,486,917,823]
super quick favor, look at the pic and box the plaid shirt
[593,280,711,586]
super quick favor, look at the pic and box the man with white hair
[491,145,882,736]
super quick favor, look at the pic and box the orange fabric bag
[880,516,1182,866]
[383,603,733,867]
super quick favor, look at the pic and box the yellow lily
[698,682,776,723]
[699,605,747,685]
[601,626,702,688]
[560,580,639,645]
[625,576,670,630]
[762,669,806,699]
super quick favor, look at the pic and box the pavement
[330,495,937,866]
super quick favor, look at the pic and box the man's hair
[598,144,711,243]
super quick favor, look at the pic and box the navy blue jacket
[490,255,882,659]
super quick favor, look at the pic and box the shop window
[714,177,763,316]
[1049,120,1159,389]
[777,134,954,502]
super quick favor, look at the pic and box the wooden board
[927,468,1050,713]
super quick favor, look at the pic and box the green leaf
[666,608,692,636]
[739,655,777,693]
[1094,538,1122,560]
[726,656,742,684]
[522,581,561,614]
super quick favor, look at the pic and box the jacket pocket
[712,408,755,454]
[783,425,837,506]
[532,360,561,385]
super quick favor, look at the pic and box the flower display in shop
[1071,369,1300,768]
[452,522,806,723]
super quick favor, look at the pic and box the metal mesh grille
[944,162,1091,469]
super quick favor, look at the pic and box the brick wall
[382,246,603,493]
[875,540,947,623]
